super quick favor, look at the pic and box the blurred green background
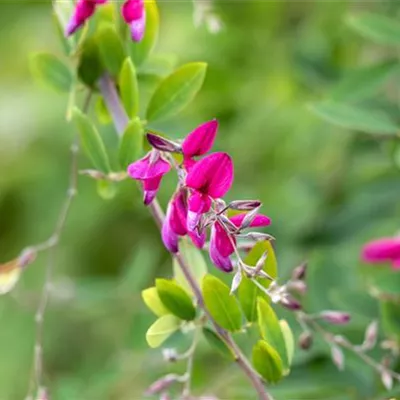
[1,0,400,399]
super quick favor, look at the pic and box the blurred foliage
[1,1,400,399]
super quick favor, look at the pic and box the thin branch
[25,91,92,400]
[98,73,271,400]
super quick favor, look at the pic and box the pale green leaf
[119,58,140,118]
[146,315,180,348]
[142,287,170,317]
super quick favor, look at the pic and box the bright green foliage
[142,287,170,317]
[129,0,159,66]
[202,327,235,360]
[252,340,284,383]
[95,96,112,125]
[279,320,295,370]
[146,315,181,348]
[146,62,207,122]
[72,108,111,173]
[30,53,73,93]
[118,117,143,169]
[308,102,399,135]
[119,58,139,118]
[347,13,400,45]
[155,279,196,321]
[202,275,242,332]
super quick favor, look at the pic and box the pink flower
[65,0,99,36]
[162,189,205,253]
[362,236,400,270]
[209,213,271,272]
[186,152,234,232]
[127,150,171,205]
[122,0,146,42]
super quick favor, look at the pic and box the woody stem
[98,73,271,400]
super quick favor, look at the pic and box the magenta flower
[65,0,100,36]
[186,152,234,232]
[362,236,400,270]
[209,213,271,272]
[122,0,146,42]
[162,189,206,253]
[127,150,171,205]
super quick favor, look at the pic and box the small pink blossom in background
[361,236,400,270]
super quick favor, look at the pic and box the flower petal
[214,222,235,258]
[129,12,146,42]
[188,230,206,249]
[162,203,179,253]
[182,119,218,158]
[127,152,170,181]
[230,213,271,228]
[143,176,162,205]
[186,152,234,198]
[392,258,400,270]
[170,191,188,236]
[362,237,400,263]
[187,191,211,232]
[121,0,144,22]
[209,224,233,272]
[65,0,96,36]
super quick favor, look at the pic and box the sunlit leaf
[146,62,207,122]
[145,315,180,348]
[252,340,284,383]
[119,58,139,118]
[279,320,295,369]
[95,96,112,125]
[142,287,170,317]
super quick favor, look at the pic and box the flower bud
[381,369,393,390]
[146,133,181,153]
[331,345,345,371]
[298,331,313,350]
[287,280,307,296]
[228,200,261,211]
[230,271,242,294]
[145,374,179,395]
[18,247,37,268]
[280,295,302,311]
[362,320,378,351]
[36,387,49,400]
[291,262,307,281]
[162,348,178,362]
[319,311,350,325]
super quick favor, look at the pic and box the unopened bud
[147,133,181,153]
[240,207,261,230]
[162,348,178,362]
[230,271,242,294]
[254,251,268,274]
[381,369,393,390]
[287,280,307,296]
[159,393,170,400]
[18,247,37,268]
[280,295,302,311]
[145,374,179,395]
[299,331,313,350]
[36,387,49,400]
[331,345,345,371]
[238,232,275,242]
[228,200,261,211]
[319,311,350,325]
[362,320,378,351]
[291,262,307,281]
[79,169,106,180]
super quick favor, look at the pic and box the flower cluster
[127,121,271,272]
[362,236,400,270]
[66,0,146,42]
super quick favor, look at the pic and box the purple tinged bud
[280,295,302,311]
[146,133,182,153]
[381,369,393,390]
[36,387,49,400]
[18,247,36,269]
[159,394,171,400]
[320,311,351,325]
[291,262,307,281]
[331,345,345,371]
[287,280,307,296]
[145,374,179,396]
[239,206,261,230]
[228,200,262,211]
[230,271,242,294]
[299,331,313,350]
[162,348,178,362]
[362,320,378,351]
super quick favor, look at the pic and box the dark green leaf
[252,340,284,383]
[146,315,180,348]
[119,58,139,118]
[156,279,196,321]
[72,108,111,173]
[118,117,144,169]
[30,53,73,93]
[146,62,207,122]
[142,287,170,317]
[308,102,399,135]
[78,38,104,88]
[202,327,235,360]
[202,275,242,332]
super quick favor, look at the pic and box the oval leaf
[31,52,73,93]
[173,238,208,296]
[129,0,159,66]
[156,279,196,321]
[308,102,399,135]
[202,275,242,332]
[252,340,284,384]
[97,24,126,77]
[119,58,140,118]
[257,297,289,371]
[72,108,111,173]
[142,287,170,317]
[146,315,180,348]
[78,37,104,88]
[146,62,207,122]
[279,320,295,369]
[347,13,400,46]
[119,117,144,169]
[202,327,235,360]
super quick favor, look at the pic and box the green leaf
[202,327,235,360]
[329,61,399,102]
[72,108,111,173]
[279,320,295,369]
[156,279,196,321]
[347,13,400,46]
[30,53,73,93]
[202,275,242,332]
[129,0,159,66]
[119,58,140,118]
[308,102,399,135]
[95,96,112,125]
[173,238,208,296]
[257,297,289,372]
[238,241,277,322]
[146,62,207,122]
[97,24,126,77]
[118,117,144,169]
[96,180,117,200]
[145,315,180,348]
[252,340,284,383]
[78,38,104,88]
[381,300,400,339]
[142,287,170,317]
